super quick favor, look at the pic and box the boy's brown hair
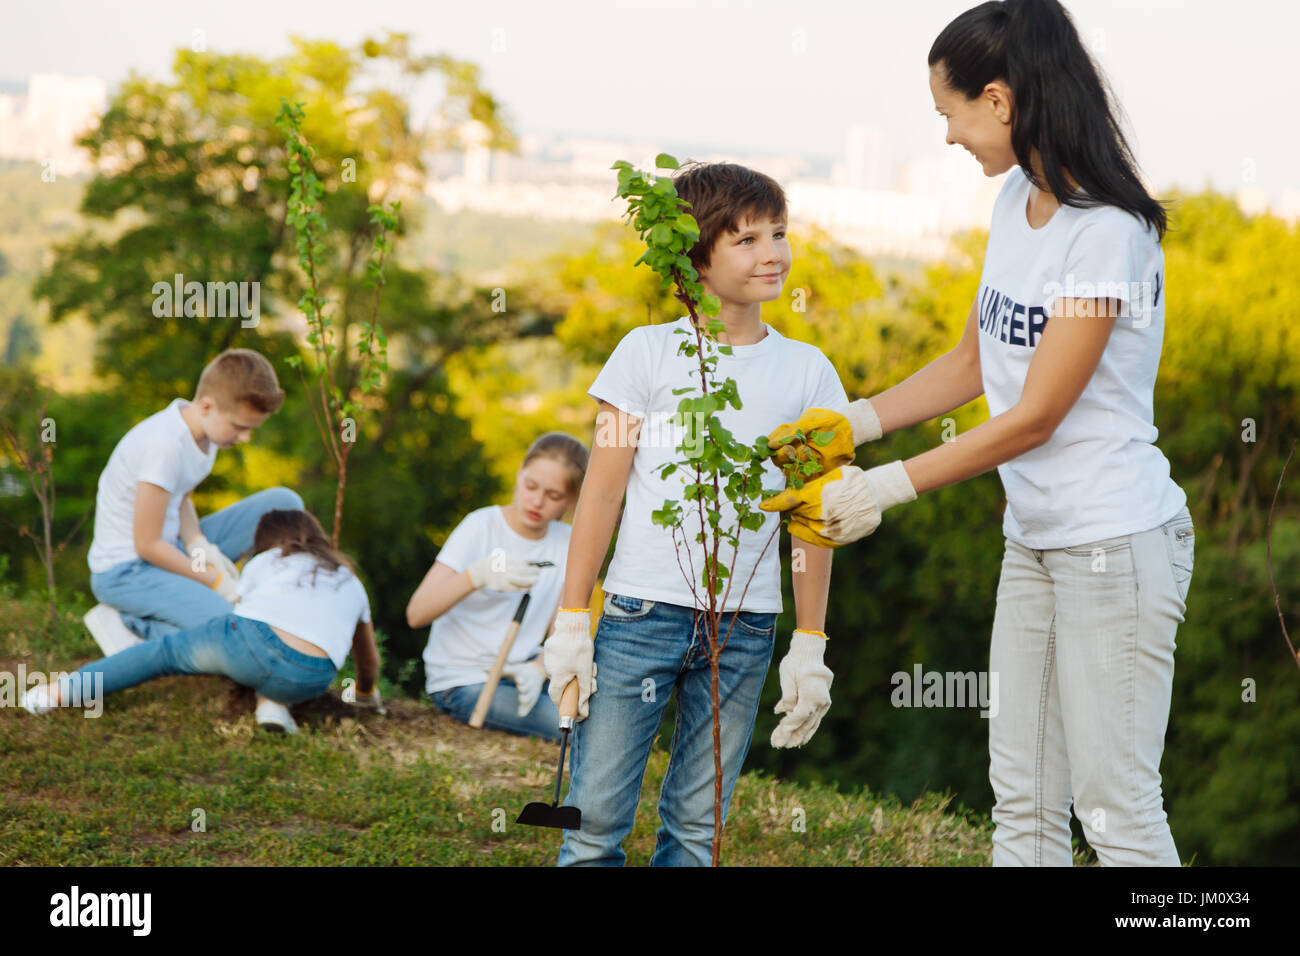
[671,161,789,275]
[195,349,285,414]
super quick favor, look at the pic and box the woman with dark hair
[24,509,383,736]
[761,0,1192,865]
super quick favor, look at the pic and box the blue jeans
[557,592,777,867]
[429,674,563,743]
[90,486,304,641]
[989,504,1195,866]
[57,613,337,707]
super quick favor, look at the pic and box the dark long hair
[929,0,1167,238]
[251,509,359,585]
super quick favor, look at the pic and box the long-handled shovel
[516,676,581,830]
[468,560,554,729]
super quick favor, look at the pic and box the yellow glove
[765,399,883,472]
[760,461,917,547]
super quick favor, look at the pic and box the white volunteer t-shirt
[422,505,570,695]
[88,398,219,573]
[590,316,849,614]
[233,547,372,669]
[977,167,1186,548]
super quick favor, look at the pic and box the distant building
[0,74,107,176]
[423,122,1008,259]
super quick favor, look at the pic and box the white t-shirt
[88,398,219,573]
[589,316,849,614]
[977,167,1186,548]
[233,547,372,669]
[422,505,571,695]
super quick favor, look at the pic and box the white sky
[4,0,1297,200]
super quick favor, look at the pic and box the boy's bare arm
[178,495,201,548]
[406,560,476,629]
[351,619,380,694]
[133,481,218,586]
[559,401,640,610]
[790,538,832,634]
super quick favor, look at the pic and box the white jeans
[988,505,1194,866]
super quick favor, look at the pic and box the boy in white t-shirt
[84,349,303,657]
[543,161,848,866]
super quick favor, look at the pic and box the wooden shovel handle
[559,676,580,721]
[469,592,531,728]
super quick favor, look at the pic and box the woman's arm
[559,401,639,610]
[901,298,1120,495]
[406,561,476,629]
[867,299,985,436]
[351,619,381,694]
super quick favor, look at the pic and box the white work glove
[823,463,913,545]
[502,657,547,718]
[771,629,834,748]
[840,398,884,445]
[189,534,242,601]
[466,552,540,592]
[544,609,597,721]
[763,460,917,548]
[349,684,387,715]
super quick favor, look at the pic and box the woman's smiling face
[929,62,1018,177]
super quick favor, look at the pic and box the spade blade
[516,801,582,830]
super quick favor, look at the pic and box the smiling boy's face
[697,212,791,305]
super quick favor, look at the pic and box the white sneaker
[22,684,57,716]
[255,699,298,735]
[84,604,143,656]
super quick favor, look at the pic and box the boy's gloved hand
[189,534,241,595]
[765,399,883,472]
[502,657,546,717]
[771,629,833,748]
[210,569,241,603]
[759,460,917,548]
[544,609,597,720]
[466,553,540,592]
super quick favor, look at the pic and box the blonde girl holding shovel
[761,0,1194,866]
[408,433,588,742]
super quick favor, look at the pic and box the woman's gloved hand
[771,629,834,748]
[765,398,883,473]
[503,657,547,717]
[466,552,540,592]
[759,460,917,548]
[544,609,597,720]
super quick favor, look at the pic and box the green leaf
[655,153,680,169]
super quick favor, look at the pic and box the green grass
[0,592,1027,866]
